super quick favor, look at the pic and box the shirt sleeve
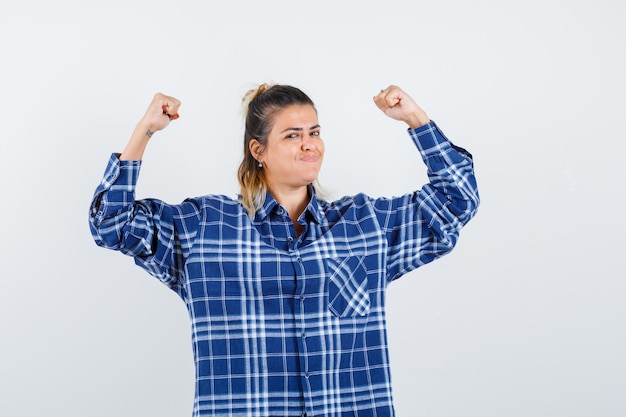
[373,121,480,282]
[88,153,201,293]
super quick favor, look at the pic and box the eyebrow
[280,124,321,133]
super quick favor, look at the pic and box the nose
[302,136,316,152]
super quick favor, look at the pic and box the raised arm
[371,86,480,282]
[89,93,200,292]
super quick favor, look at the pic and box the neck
[268,185,310,226]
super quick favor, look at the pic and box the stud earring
[258,161,263,168]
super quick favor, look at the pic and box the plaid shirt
[89,121,479,417]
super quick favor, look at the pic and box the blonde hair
[238,84,317,216]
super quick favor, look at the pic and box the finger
[150,93,180,117]
[387,95,401,108]
[162,104,180,120]
[374,86,402,113]
[373,86,392,111]
[382,86,403,108]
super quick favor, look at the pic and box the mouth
[301,155,320,163]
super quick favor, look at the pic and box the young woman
[89,84,479,417]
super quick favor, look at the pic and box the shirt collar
[254,185,322,224]
[304,185,322,225]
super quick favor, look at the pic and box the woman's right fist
[140,93,181,134]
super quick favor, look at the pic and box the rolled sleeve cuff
[408,120,473,161]
[90,153,142,226]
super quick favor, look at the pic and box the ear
[249,139,264,161]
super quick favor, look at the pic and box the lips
[301,155,320,163]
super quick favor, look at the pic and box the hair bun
[242,83,273,114]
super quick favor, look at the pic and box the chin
[302,174,320,184]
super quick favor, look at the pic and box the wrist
[135,120,157,139]
[405,110,430,129]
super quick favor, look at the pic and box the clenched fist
[373,85,430,129]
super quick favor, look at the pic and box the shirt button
[301,333,306,339]
[304,373,310,379]
[296,256,302,262]
[287,236,293,243]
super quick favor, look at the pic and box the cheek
[269,146,296,165]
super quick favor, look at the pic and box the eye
[286,133,300,139]
[311,131,320,137]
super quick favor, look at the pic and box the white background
[1,1,625,416]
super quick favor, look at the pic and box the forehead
[272,105,318,128]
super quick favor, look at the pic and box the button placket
[292,249,312,406]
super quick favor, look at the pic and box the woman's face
[257,104,324,194]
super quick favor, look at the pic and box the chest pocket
[327,255,370,317]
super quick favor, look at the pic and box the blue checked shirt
[89,121,479,417]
